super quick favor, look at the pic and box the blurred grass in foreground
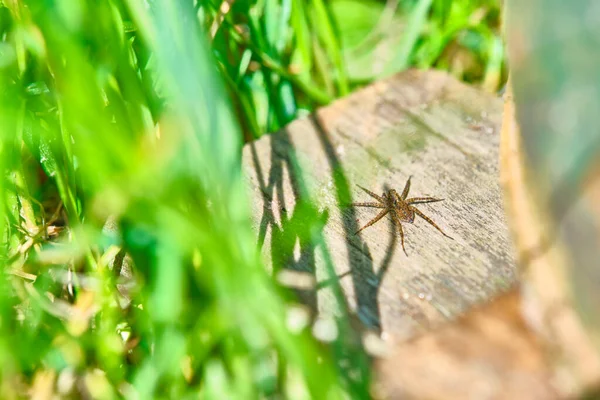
[0,0,504,398]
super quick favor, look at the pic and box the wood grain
[242,69,516,340]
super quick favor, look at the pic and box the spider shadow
[310,115,398,333]
[374,183,399,283]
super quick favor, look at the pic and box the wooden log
[242,69,516,339]
[242,69,600,399]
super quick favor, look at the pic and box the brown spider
[351,176,453,255]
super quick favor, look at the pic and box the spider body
[387,189,415,223]
[351,176,453,255]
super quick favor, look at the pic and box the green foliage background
[0,0,503,398]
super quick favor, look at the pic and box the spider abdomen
[395,207,415,223]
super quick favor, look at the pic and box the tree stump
[241,69,600,400]
[243,69,515,339]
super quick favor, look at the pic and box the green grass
[211,0,505,138]
[0,0,504,398]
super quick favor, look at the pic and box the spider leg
[400,175,412,200]
[406,197,444,205]
[357,184,384,202]
[351,202,385,208]
[392,212,408,256]
[411,206,453,239]
[355,209,389,235]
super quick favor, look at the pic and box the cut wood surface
[242,69,516,340]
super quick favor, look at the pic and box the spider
[351,176,453,255]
